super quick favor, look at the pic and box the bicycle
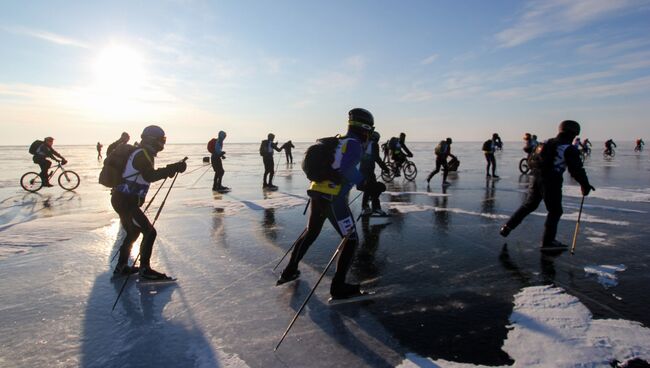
[634,145,644,152]
[381,159,417,182]
[518,157,530,174]
[21,161,80,192]
[603,148,615,159]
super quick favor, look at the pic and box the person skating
[33,137,67,187]
[278,108,374,300]
[388,132,413,177]
[426,137,457,187]
[582,138,592,155]
[107,132,130,156]
[635,138,644,152]
[604,139,616,156]
[97,142,103,161]
[211,131,229,192]
[360,131,390,216]
[280,140,295,164]
[111,125,187,279]
[483,133,499,178]
[260,133,281,190]
[493,133,503,151]
[499,120,595,251]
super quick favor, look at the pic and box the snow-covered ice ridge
[398,285,650,367]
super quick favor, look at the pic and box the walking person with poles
[110,125,186,279]
[276,108,374,300]
[499,120,595,252]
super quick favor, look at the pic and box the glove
[61,159,68,165]
[222,156,226,160]
[581,184,595,196]
[166,161,187,175]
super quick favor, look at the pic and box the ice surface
[584,264,627,289]
[2,142,649,367]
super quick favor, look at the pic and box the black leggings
[283,191,358,287]
[505,175,563,245]
[285,150,293,164]
[427,157,449,182]
[33,156,51,183]
[111,192,156,268]
[263,156,275,185]
[484,153,496,175]
[212,157,224,189]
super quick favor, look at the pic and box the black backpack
[302,137,341,183]
[259,140,267,156]
[482,139,492,152]
[528,139,558,172]
[98,144,138,188]
[434,140,447,156]
[29,140,43,155]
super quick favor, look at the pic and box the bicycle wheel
[21,172,43,192]
[58,170,80,191]
[518,158,530,174]
[403,161,417,181]
[381,163,396,183]
[611,150,616,158]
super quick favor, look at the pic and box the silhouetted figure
[107,132,130,156]
[280,140,295,164]
[260,133,281,190]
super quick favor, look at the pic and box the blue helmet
[141,125,166,152]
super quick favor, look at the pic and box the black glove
[166,161,187,175]
[61,159,68,165]
[581,184,595,196]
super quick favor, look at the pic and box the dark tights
[111,192,156,268]
[485,153,496,175]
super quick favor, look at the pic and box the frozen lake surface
[1,141,649,367]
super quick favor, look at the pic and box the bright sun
[87,44,148,118]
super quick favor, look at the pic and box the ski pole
[190,164,212,188]
[302,199,310,215]
[273,228,308,271]
[274,232,352,351]
[570,196,585,255]
[185,163,210,175]
[110,177,168,263]
[112,157,187,311]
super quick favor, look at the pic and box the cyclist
[604,139,617,156]
[523,133,537,157]
[635,138,645,152]
[33,137,67,187]
[582,138,592,155]
[387,132,413,177]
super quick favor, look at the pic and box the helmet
[348,108,374,131]
[371,131,380,141]
[268,133,275,140]
[558,120,580,135]
[492,133,499,139]
[446,137,452,144]
[141,125,166,152]
[121,132,130,139]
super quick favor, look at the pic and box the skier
[280,140,295,164]
[277,108,374,300]
[260,133,281,190]
[211,131,228,192]
[111,125,187,279]
[33,137,67,187]
[483,133,499,178]
[97,142,103,161]
[499,120,595,251]
[360,131,390,216]
[388,132,413,177]
[107,132,130,156]
[426,137,457,187]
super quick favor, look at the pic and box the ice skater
[97,142,103,161]
[211,131,228,192]
[482,133,499,178]
[260,133,281,190]
[280,140,295,164]
[499,120,595,251]
[277,108,374,300]
[111,125,186,280]
[426,137,457,187]
[107,132,130,156]
[360,131,390,216]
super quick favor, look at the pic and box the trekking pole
[273,228,308,271]
[274,232,352,351]
[570,196,585,255]
[110,177,168,263]
[112,157,187,311]
[185,163,210,175]
[302,199,310,215]
[190,165,212,188]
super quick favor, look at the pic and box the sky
[1,0,649,145]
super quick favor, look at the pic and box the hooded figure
[211,131,228,192]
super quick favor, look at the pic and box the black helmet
[141,125,166,152]
[558,120,580,135]
[268,133,275,140]
[348,108,374,131]
[446,137,452,144]
[371,131,380,141]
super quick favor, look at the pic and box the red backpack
[207,138,217,153]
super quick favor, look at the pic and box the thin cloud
[5,26,91,49]
[496,0,636,48]
[420,54,438,65]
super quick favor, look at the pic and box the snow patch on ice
[387,202,508,220]
[531,211,629,226]
[584,264,627,289]
[397,285,650,368]
[184,193,307,214]
[565,185,650,203]
[385,191,450,197]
